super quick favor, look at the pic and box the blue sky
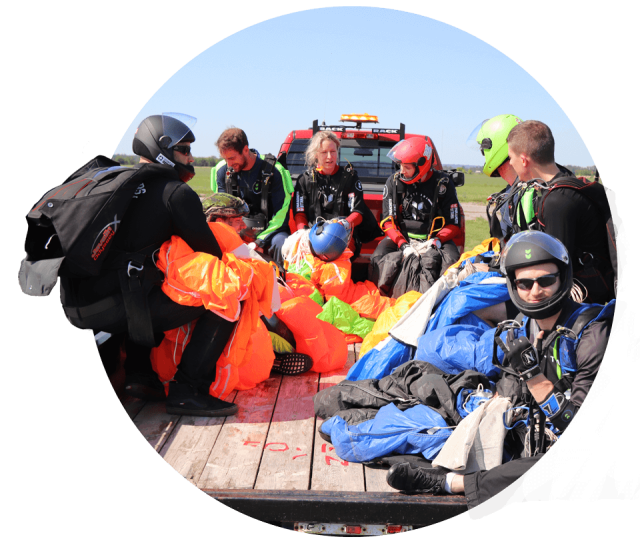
[114,7,594,167]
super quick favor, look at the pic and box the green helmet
[470,114,522,177]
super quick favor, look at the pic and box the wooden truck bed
[119,344,466,530]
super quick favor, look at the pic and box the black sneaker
[166,382,238,417]
[386,462,448,494]
[124,373,166,401]
[272,353,313,375]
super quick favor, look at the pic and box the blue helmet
[309,218,351,262]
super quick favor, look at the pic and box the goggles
[514,272,560,291]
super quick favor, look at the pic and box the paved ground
[462,202,486,221]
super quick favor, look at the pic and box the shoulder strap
[334,162,355,215]
[568,305,604,336]
[258,154,277,218]
[425,170,445,240]
[391,172,408,237]
[225,167,238,196]
[486,187,509,241]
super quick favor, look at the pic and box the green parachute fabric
[288,257,313,280]
[317,297,376,341]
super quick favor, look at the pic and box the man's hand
[330,218,351,233]
[502,330,542,381]
[400,242,419,260]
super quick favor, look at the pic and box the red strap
[346,212,362,228]
[436,224,462,243]
[294,212,308,231]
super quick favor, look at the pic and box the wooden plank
[133,401,180,451]
[197,375,282,490]
[159,391,238,485]
[364,465,399,492]
[254,372,320,490]
[311,345,365,492]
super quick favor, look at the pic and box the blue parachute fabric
[346,337,413,381]
[457,251,497,269]
[425,272,510,332]
[321,403,452,463]
[456,387,496,419]
[416,324,501,379]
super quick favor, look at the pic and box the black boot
[386,462,448,494]
[166,382,238,417]
[122,336,165,401]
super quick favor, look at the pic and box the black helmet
[132,113,196,182]
[500,231,573,320]
[202,193,249,221]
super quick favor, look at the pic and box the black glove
[501,330,543,381]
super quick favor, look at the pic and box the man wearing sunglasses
[61,114,239,418]
[386,231,615,507]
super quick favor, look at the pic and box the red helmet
[387,137,434,184]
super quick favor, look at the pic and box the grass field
[189,168,505,203]
[189,166,495,252]
[464,217,491,253]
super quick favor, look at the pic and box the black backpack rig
[507,173,618,298]
[19,155,164,346]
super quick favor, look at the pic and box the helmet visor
[466,119,490,152]
[386,140,432,164]
[161,112,197,148]
[500,231,570,275]
[386,141,404,164]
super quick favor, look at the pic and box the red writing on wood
[325,456,349,466]
[264,442,289,452]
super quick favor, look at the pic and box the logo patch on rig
[91,216,121,261]
[253,181,262,194]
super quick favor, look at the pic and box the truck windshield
[339,142,395,179]
[287,138,395,181]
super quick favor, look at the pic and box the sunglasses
[514,272,560,291]
[173,145,192,155]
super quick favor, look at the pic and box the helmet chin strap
[510,284,568,320]
[174,162,195,182]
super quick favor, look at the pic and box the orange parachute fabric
[278,273,320,303]
[150,222,277,399]
[276,296,348,373]
[155,222,276,320]
[286,233,400,339]
[150,319,274,399]
[309,250,353,300]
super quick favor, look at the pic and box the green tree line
[112,154,221,167]
[444,164,598,177]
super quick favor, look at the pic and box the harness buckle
[578,252,594,266]
[127,261,144,277]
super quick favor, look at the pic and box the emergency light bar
[340,114,379,123]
